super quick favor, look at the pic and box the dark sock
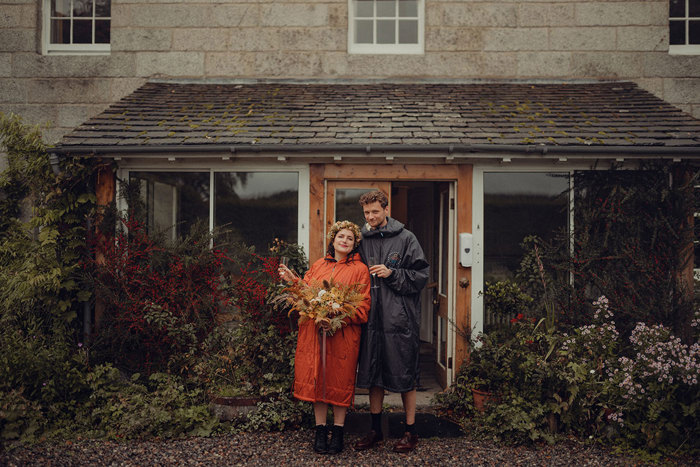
[406,423,415,435]
[371,412,382,435]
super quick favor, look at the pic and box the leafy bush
[194,323,297,398]
[87,217,232,374]
[435,298,700,455]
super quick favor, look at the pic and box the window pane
[73,0,93,18]
[670,20,686,44]
[377,0,396,17]
[52,0,71,17]
[356,0,374,18]
[356,19,374,43]
[377,19,396,44]
[51,19,70,43]
[95,20,110,43]
[690,0,700,17]
[95,0,111,17]
[398,19,418,43]
[130,172,210,239]
[73,19,92,44]
[670,0,685,17]
[398,0,418,17]
[335,189,367,228]
[484,172,569,281]
[215,172,298,255]
[690,20,700,43]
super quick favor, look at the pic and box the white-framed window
[669,0,700,55]
[42,0,111,55]
[117,165,310,257]
[348,0,424,54]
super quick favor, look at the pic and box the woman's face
[333,228,355,258]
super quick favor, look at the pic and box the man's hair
[358,190,389,208]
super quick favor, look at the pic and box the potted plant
[463,333,512,412]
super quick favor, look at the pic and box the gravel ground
[2,430,689,467]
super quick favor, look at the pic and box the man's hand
[368,264,393,278]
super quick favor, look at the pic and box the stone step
[344,411,463,439]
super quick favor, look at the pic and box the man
[354,190,429,453]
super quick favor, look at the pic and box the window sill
[668,45,700,55]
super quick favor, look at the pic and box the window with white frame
[43,0,111,55]
[669,0,700,54]
[349,0,424,54]
[127,171,300,256]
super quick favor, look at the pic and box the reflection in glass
[52,0,71,17]
[356,0,374,17]
[73,20,92,43]
[669,0,685,17]
[484,172,569,282]
[335,188,367,229]
[73,0,93,17]
[95,20,110,43]
[690,20,700,44]
[670,20,685,45]
[356,19,374,43]
[377,20,395,43]
[399,0,418,17]
[51,19,70,43]
[377,0,395,17]
[215,172,298,255]
[398,19,418,44]
[130,172,210,240]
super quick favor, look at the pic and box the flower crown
[327,220,362,248]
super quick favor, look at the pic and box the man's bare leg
[369,385,384,414]
[401,388,417,425]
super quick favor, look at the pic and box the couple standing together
[278,190,430,455]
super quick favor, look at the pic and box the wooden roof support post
[93,162,116,332]
[309,163,325,264]
[454,164,473,370]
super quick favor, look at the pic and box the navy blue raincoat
[356,217,429,393]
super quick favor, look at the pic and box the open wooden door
[434,182,456,389]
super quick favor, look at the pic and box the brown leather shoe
[393,432,418,453]
[353,430,383,451]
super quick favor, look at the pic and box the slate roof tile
[58,81,700,152]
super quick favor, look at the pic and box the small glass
[280,256,290,267]
[368,256,380,289]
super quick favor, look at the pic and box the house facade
[2,0,700,387]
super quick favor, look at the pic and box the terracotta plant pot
[471,388,499,412]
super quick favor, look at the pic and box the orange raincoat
[292,253,371,407]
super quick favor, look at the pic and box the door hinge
[449,198,455,210]
[448,357,453,369]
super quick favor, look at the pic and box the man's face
[362,201,389,229]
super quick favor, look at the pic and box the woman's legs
[313,402,328,426]
[332,405,347,426]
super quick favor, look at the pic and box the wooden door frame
[309,163,473,384]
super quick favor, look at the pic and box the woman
[279,220,370,454]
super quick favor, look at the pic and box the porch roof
[56,80,700,157]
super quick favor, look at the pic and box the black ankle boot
[327,425,344,454]
[314,425,328,454]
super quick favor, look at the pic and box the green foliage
[484,280,533,319]
[81,366,217,439]
[435,298,700,456]
[193,323,297,398]
[239,395,308,432]
[0,112,96,336]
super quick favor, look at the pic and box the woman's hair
[358,190,389,208]
[326,220,362,259]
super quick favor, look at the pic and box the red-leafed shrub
[87,217,232,373]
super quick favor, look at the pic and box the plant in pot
[463,332,513,412]
[194,320,297,420]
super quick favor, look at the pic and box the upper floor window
[43,0,111,55]
[348,0,424,54]
[669,0,700,55]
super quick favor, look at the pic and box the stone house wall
[1,0,699,145]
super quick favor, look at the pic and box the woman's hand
[278,264,296,282]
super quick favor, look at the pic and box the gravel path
[2,429,678,467]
